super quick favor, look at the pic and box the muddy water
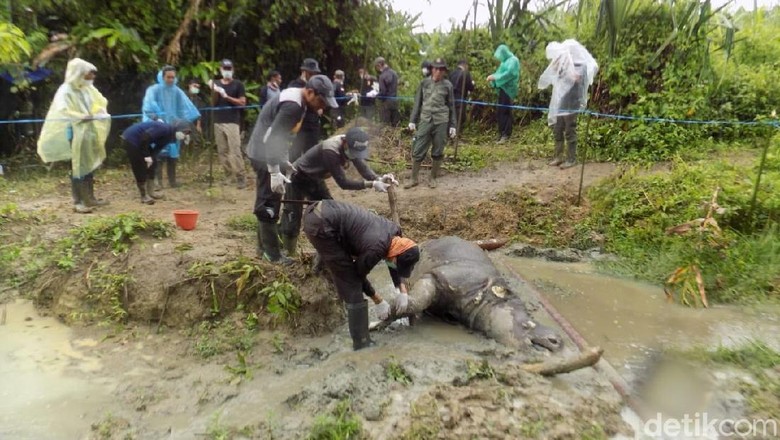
[0,299,117,439]
[499,256,780,378]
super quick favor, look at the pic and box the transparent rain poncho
[537,39,598,126]
[141,70,200,158]
[37,58,111,178]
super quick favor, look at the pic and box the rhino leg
[370,275,437,332]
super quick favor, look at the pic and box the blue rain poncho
[141,70,200,158]
[37,58,111,178]
[537,39,598,126]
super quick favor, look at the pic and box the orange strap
[387,236,416,259]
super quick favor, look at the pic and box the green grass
[225,213,258,232]
[307,400,363,440]
[385,357,413,385]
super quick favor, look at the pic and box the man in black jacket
[449,59,475,133]
[303,199,420,350]
[121,120,192,204]
[373,57,400,126]
[245,74,338,264]
[288,58,323,162]
[279,127,397,255]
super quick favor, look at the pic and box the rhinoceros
[378,236,564,352]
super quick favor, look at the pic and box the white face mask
[84,79,94,87]
[189,86,200,94]
[221,69,233,79]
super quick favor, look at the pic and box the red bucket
[173,209,199,230]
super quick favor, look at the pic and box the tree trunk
[163,0,202,65]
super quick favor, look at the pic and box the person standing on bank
[259,70,282,107]
[406,58,456,189]
[449,59,475,133]
[142,65,200,189]
[245,75,339,264]
[303,199,420,350]
[279,127,398,256]
[287,58,324,162]
[538,39,598,169]
[37,58,111,214]
[487,44,520,144]
[209,59,248,189]
[372,57,400,126]
[120,120,192,204]
[332,70,347,128]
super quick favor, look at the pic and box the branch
[521,346,604,376]
[162,0,202,65]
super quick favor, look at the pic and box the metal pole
[453,68,468,160]
[207,2,216,188]
[576,111,592,206]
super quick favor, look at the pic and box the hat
[344,127,370,160]
[220,59,234,68]
[431,58,448,70]
[395,246,420,278]
[300,58,321,73]
[306,74,339,108]
[373,56,386,66]
[334,69,345,78]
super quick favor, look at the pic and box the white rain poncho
[537,39,598,126]
[37,58,111,178]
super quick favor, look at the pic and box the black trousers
[303,204,364,304]
[251,159,282,223]
[290,126,320,163]
[279,173,333,238]
[380,100,400,127]
[123,140,156,184]
[497,89,514,138]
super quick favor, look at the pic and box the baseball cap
[344,127,370,160]
[300,58,321,73]
[220,59,233,69]
[306,75,338,108]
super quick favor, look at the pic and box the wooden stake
[521,346,604,376]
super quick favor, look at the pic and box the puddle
[499,256,780,377]
[0,299,117,439]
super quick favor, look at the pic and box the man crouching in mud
[303,200,420,350]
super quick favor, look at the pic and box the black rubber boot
[259,222,293,265]
[282,234,298,257]
[167,158,178,188]
[72,180,93,214]
[154,161,164,189]
[255,222,264,258]
[429,159,442,188]
[346,300,373,350]
[404,161,421,189]
[85,175,109,207]
[146,180,163,199]
[137,182,154,205]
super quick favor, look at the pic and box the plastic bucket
[173,209,199,230]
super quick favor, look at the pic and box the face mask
[422,68,429,76]
[189,86,200,94]
[176,131,186,141]
[84,80,94,87]
[221,70,233,79]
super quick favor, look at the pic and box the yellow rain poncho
[37,58,111,178]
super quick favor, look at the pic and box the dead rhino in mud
[379,236,564,352]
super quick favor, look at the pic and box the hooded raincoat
[37,58,110,178]
[141,70,200,158]
[537,39,598,126]
[490,44,520,100]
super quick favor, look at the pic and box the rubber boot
[255,223,264,258]
[429,159,442,188]
[137,182,155,205]
[560,140,577,169]
[154,161,164,189]
[346,300,373,350]
[282,234,298,257]
[146,180,163,199]
[236,174,247,190]
[259,222,293,265]
[311,252,324,274]
[72,180,93,214]
[404,161,421,189]
[548,141,564,166]
[167,158,178,188]
[85,175,109,207]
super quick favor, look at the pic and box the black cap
[220,59,233,68]
[421,60,432,69]
[345,127,370,160]
[395,246,420,278]
[431,58,448,70]
[306,74,338,108]
[300,58,321,73]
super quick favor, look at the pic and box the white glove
[408,123,416,131]
[268,164,290,194]
[215,86,227,98]
[380,173,399,186]
[449,127,457,138]
[366,89,378,98]
[395,292,409,314]
[144,157,153,168]
[375,300,390,320]
[347,93,359,106]
[372,180,390,193]
[207,79,214,88]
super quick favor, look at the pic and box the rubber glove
[268,164,290,194]
[408,122,416,131]
[449,127,457,138]
[372,180,390,193]
[144,157,153,168]
[375,299,390,320]
[366,89,378,98]
[380,173,399,186]
[395,291,409,314]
